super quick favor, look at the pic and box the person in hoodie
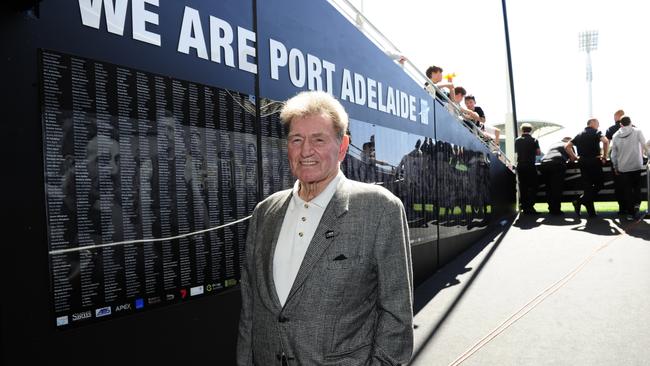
[610,116,648,219]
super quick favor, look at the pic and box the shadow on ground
[410,216,513,363]
[610,215,650,241]
[570,214,622,236]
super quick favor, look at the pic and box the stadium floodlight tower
[579,30,598,118]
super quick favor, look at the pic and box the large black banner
[40,50,266,328]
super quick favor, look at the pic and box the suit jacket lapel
[259,190,292,311]
[284,179,350,305]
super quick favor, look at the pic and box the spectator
[605,109,626,214]
[610,116,648,220]
[539,137,571,215]
[514,123,541,214]
[362,139,390,167]
[452,86,481,126]
[565,118,609,218]
[425,65,455,102]
[464,95,486,126]
[605,109,625,140]
[465,95,500,145]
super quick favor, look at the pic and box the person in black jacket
[514,123,541,214]
[539,137,571,215]
[565,118,609,217]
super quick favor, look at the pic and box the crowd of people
[424,65,500,147]
[515,110,649,220]
[420,63,648,220]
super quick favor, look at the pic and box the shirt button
[304,203,309,208]
[301,217,306,222]
[298,232,304,237]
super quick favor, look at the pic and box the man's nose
[300,139,313,156]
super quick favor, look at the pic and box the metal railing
[327,0,512,168]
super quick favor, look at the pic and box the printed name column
[136,71,163,299]
[155,75,179,294]
[204,85,224,291]
[71,56,102,309]
[188,83,209,286]
[172,79,192,289]
[217,90,236,283]
[231,93,257,283]
[117,66,144,299]
[95,61,125,305]
[42,51,75,316]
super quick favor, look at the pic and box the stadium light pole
[579,30,598,118]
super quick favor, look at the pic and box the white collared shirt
[273,171,344,306]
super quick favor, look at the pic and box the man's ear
[338,135,350,161]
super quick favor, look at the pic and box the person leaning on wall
[539,137,571,215]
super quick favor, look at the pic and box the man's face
[615,112,624,122]
[287,114,349,185]
[453,93,463,104]
[590,119,600,129]
[431,71,442,83]
[465,98,476,110]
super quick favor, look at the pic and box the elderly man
[237,91,413,365]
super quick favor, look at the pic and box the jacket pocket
[324,343,372,362]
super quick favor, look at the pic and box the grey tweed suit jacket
[237,177,413,365]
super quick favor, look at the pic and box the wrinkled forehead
[289,113,337,134]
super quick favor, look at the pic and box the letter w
[78,0,129,35]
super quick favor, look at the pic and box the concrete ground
[410,213,650,366]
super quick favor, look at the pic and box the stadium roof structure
[493,119,564,139]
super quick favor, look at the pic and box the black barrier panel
[534,160,648,204]
[432,99,501,265]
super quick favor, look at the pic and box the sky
[347,0,650,151]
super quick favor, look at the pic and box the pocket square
[333,254,347,261]
[325,230,338,239]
